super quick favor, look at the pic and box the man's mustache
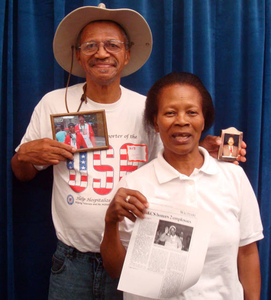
[89,58,118,67]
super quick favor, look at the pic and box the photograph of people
[222,135,239,157]
[75,115,96,148]
[64,123,87,149]
[101,72,263,299]
[156,224,183,250]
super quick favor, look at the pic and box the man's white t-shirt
[16,83,162,252]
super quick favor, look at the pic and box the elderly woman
[101,72,263,299]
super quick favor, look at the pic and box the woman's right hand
[105,187,149,224]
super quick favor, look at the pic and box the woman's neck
[163,148,204,176]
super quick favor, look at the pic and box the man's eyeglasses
[78,40,126,55]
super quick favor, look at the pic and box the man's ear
[76,50,81,65]
[124,49,131,66]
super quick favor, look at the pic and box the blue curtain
[1,0,270,299]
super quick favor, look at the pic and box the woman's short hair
[144,72,215,133]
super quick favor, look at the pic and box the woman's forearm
[100,222,126,279]
[238,242,261,300]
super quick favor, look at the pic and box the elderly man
[11,3,246,300]
[11,4,160,299]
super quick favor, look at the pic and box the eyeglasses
[78,40,126,55]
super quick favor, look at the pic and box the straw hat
[53,3,152,78]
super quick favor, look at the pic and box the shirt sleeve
[15,97,52,171]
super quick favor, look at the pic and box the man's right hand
[17,138,76,165]
[11,138,76,181]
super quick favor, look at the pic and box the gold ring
[125,195,130,202]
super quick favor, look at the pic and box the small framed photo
[50,110,109,152]
[218,127,243,161]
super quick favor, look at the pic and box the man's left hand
[200,135,247,164]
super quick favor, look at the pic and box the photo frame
[218,127,243,161]
[50,110,109,152]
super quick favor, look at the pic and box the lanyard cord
[64,46,87,113]
[77,83,87,112]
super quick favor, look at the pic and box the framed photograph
[50,110,109,152]
[218,127,243,161]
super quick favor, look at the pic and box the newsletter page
[118,198,214,299]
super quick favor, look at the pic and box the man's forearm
[11,152,38,181]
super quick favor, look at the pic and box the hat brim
[53,5,152,78]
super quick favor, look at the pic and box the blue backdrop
[1,0,270,299]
